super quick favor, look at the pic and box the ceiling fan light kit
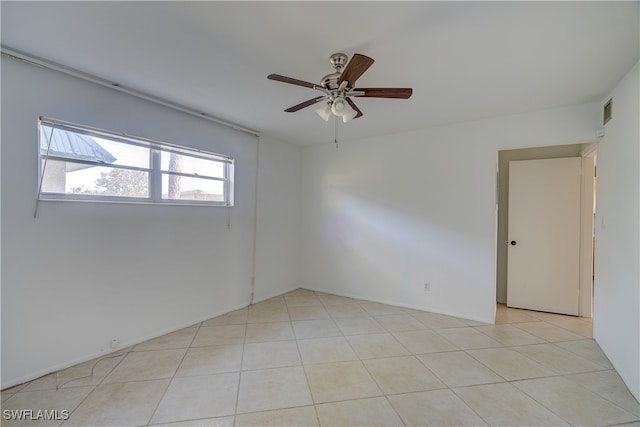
[329,96,358,123]
[331,97,347,115]
[315,102,332,122]
[268,52,413,123]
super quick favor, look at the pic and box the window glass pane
[40,125,150,169]
[38,119,232,206]
[161,174,224,202]
[160,151,224,178]
[41,159,149,198]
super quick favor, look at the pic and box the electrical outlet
[424,282,431,292]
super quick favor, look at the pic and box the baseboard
[1,302,249,390]
[2,287,495,389]
[303,286,495,324]
[251,286,299,304]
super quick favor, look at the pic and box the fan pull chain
[334,116,339,148]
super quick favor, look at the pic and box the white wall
[300,103,600,323]
[593,62,639,401]
[0,58,268,388]
[253,135,302,301]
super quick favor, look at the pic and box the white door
[507,157,581,315]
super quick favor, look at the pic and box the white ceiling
[2,1,638,146]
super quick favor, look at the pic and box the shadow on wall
[321,189,486,302]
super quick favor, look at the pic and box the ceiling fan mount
[268,52,412,123]
[329,52,348,72]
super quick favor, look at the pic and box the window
[38,117,234,206]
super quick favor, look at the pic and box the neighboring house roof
[40,125,116,164]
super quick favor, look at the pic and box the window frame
[37,117,234,207]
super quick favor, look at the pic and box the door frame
[495,143,597,318]
[579,143,597,317]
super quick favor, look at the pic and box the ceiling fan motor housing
[320,72,341,90]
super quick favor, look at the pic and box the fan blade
[337,54,375,86]
[284,96,327,112]
[355,88,413,99]
[345,98,363,119]
[268,74,317,89]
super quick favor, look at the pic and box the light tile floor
[2,290,639,426]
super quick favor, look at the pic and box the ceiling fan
[268,53,413,123]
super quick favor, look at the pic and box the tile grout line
[453,330,636,425]
[144,321,203,427]
[231,305,253,425]
[336,299,408,426]
[497,324,604,375]
[244,290,628,426]
[521,373,640,423]
[506,378,589,426]
[509,315,592,341]
[531,340,613,371]
[447,384,501,426]
[13,290,635,427]
[355,302,496,426]
[293,290,324,427]
[59,344,136,426]
[325,297,500,426]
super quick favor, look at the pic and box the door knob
[510,240,517,246]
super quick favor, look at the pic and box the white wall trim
[1,302,249,390]
[581,142,598,157]
[579,154,596,317]
[496,142,595,309]
[251,286,300,305]
[0,282,489,384]
[304,288,495,324]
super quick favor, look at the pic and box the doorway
[496,143,596,318]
